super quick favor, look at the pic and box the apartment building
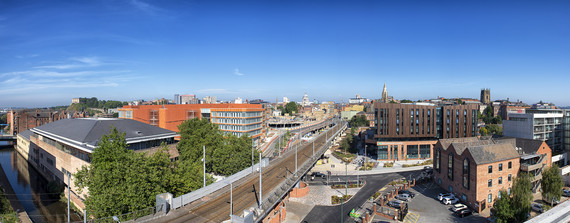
[118,104,267,147]
[15,118,178,211]
[434,137,552,213]
[503,108,564,152]
[373,102,478,161]
[7,109,86,135]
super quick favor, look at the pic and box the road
[301,171,422,223]
[156,121,343,223]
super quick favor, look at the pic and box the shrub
[331,195,353,204]
[383,162,394,167]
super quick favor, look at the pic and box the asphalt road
[301,171,422,223]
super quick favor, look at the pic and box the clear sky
[1,0,569,107]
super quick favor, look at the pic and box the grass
[331,195,353,205]
[402,159,433,168]
[333,151,357,163]
[383,162,394,167]
[331,183,360,189]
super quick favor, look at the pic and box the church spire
[381,83,389,103]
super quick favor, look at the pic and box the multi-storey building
[564,109,570,154]
[118,104,267,147]
[180,94,199,104]
[373,102,478,161]
[434,137,551,213]
[503,109,564,153]
[7,109,86,135]
[480,88,491,104]
[15,118,178,211]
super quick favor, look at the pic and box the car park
[398,190,416,198]
[396,194,411,201]
[442,197,459,205]
[455,209,472,218]
[437,193,454,201]
[531,203,543,213]
[388,199,404,208]
[451,203,468,212]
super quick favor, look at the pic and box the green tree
[284,102,299,115]
[511,173,533,222]
[401,99,413,103]
[0,114,7,124]
[276,105,284,115]
[492,190,515,223]
[212,134,259,175]
[542,164,563,205]
[349,115,368,128]
[177,118,224,172]
[479,127,488,136]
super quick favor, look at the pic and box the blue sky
[1,0,569,107]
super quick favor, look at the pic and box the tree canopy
[284,102,299,115]
[400,99,413,103]
[511,173,533,222]
[542,164,563,204]
[481,106,502,124]
[492,190,515,223]
[74,127,205,218]
[177,118,259,176]
[349,115,368,128]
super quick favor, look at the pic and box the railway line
[161,122,342,223]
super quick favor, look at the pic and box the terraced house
[433,137,551,213]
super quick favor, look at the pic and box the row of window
[488,162,512,173]
[488,174,512,187]
[218,124,262,131]
[488,188,511,203]
[213,111,262,118]
[212,117,262,125]
[377,144,432,160]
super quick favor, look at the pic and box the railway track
[165,123,342,223]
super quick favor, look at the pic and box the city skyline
[1,0,570,107]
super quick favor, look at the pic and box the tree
[401,99,413,103]
[511,173,533,222]
[284,102,298,115]
[212,134,259,175]
[349,115,368,128]
[177,118,224,172]
[492,190,515,223]
[542,164,563,205]
[479,127,488,136]
[0,114,6,124]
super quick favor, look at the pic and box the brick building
[373,102,478,161]
[433,137,551,213]
[118,104,268,148]
[7,109,86,135]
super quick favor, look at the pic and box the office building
[180,94,199,104]
[503,108,564,152]
[14,118,178,211]
[118,104,267,147]
[373,102,479,161]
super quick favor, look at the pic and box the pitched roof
[494,137,545,155]
[439,137,482,151]
[30,118,178,153]
[18,129,33,141]
[449,140,494,155]
[468,143,521,165]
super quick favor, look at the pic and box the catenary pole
[67,172,70,223]
[259,152,262,207]
[203,145,206,188]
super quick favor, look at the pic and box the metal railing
[72,205,165,223]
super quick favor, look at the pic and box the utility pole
[203,145,206,188]
[365,144,367,172]
[67,172,70,223]
[252,140,254,173]
[295,143,298,176]
[259,152,262,207]
[312,140,314,157]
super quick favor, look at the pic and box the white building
[349,94,365,104]
[234,97,243,104]
[301,93,310,106]
[283,97,289,104]
[504,109,564,152]
[202,96,217,104]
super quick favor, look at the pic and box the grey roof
[494,137,545,155]
[30,118,178,153]
[449,140,494,155]
[438,137,482,150]
[467,143,521,165]
[18,129,33,141]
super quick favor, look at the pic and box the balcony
[521,162,542,172]
[531,174,542,182]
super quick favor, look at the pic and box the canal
[0,134,81,222]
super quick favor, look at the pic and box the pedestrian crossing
[403,212,420,223]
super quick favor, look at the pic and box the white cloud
[35,57,103,70]
[234,68,245,76]
[129,0,163,15]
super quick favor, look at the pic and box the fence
[168,158,269,210]
[71,205,165,223]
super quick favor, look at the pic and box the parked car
[563,189,570,197]
[455,209,472,218]
[531,203,544,213]
[442,197,459,205]
[451,203,468,212]
[438,193,454,201]
[542,197,560,206]
[310,172,326,180]
[388,199,404,208]
[398,190,416,198]
[396,194,411,201]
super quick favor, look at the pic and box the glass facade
[378,145,388,160]
[407,145,418,159]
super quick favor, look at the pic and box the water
[0,136,81,222]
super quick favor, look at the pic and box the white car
[438,193,454,201]
[396,194,411,201]
[451,203,468,212]
[442,197,459,205]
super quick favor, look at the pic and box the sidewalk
[311,149,430,176]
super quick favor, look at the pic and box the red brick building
[7,109,86,135]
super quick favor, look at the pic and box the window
[419,145,431,158]
[488,194,492,203]
[499,163,503,171]
[498,192,502,199]
[499,177,502,185]
[448,153,454,180]
[508,174,512,182]
[488,165,492,174]
[435,149,440,172]
[407,145,419,159]
[508,188,511,195]
[508,161,512,169]
[378,145,388,160]
[463,158,470,189]
[461,194,467,202]
[488,179,492,187]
